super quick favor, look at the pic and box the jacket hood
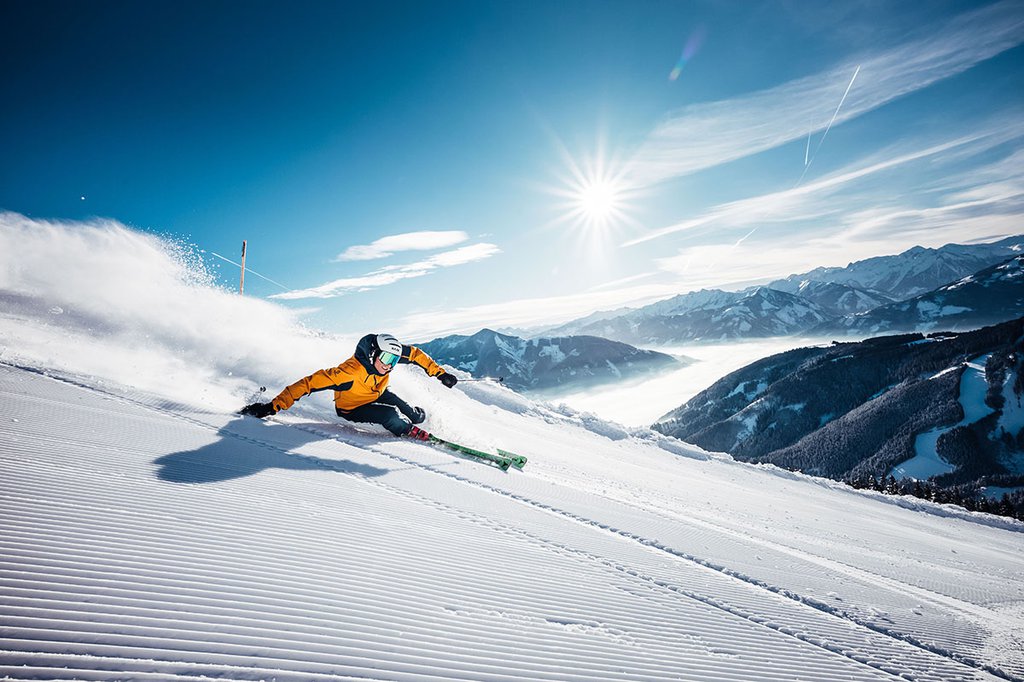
[354,333,386,375]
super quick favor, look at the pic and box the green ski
[427,435,527,471]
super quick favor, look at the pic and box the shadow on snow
[154,417,391,484]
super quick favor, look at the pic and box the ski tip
[497,449,527,469]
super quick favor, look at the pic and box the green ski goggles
[378,351,400,367]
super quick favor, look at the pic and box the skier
[240,333,458,440]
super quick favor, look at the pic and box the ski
[497,449,528,470]
[427,435,527,471]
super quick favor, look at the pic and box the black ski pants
[338,389,416,436]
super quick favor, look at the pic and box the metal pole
[239,240,247,294]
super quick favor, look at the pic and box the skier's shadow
[154,418,390,484]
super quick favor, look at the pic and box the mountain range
[544,237,1023,344]
[827,254,1024,335]
[415,328,683,393]
[767,237,1023,300]
[653,316,1024,497]
[544,287,834,344]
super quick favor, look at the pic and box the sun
[549,144,639,236]
[576,179,622,225]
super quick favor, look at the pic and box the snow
[897,357,993,481]
[731,406,762,446]
[2,214,1024,681]
[941,305,972,315]
[894,428,956,480]
[6,364,1024,681]
[727,379,769,399]
[537,343,567,364]
[981,486,1024,500]
[959,357,995,424]
[998,368,1024,436]
[916,300,941,317]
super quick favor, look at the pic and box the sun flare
[576,179,622,224]
[550,143,640,237]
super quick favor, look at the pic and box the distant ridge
[543,237,1024,344]
[416,328,683,393]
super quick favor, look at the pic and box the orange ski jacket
[270,334,445,414]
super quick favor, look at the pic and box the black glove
[240,401,276,418]
[409,406,426,424]
[438,372,458,388]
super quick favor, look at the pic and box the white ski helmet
[375,333,402,356]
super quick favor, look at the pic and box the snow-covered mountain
[788,280,895,316]
[769,236,1023,301]
[2,213,1023,681]
[544,287,833,345]
[416,328,682,393]
[655,316,1024,499]
[545,237,1023,346]
[827,255,1024,335]
[543,289,745,339]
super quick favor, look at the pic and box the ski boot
[406,425,432,441]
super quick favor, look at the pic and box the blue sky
[2,0,1022,340]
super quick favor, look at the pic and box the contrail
[725,64,862,260]
[816,65,861,155]
[209,251,291,291]
[798,64,861,185]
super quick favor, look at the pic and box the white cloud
[617,116,1024,302]
[626,115,1024,247]
[335,230,469,261]
[273,243,500,300]
[624,0,1024,188]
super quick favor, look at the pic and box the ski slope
[3,362,1024,681]
[1,214,1024,681]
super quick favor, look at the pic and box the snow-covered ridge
[834,255,1024,334]
[770,237,1024,301]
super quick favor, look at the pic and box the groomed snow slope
[3,363,1024,682]
[1,214,1024,681]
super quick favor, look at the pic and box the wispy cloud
[624,0,1024,188]
[614,108,1024,294]
[335,230,469,261]
[273,243,499,300]
[625,114,1024,247]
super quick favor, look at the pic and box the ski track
[1,364,1022,681]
